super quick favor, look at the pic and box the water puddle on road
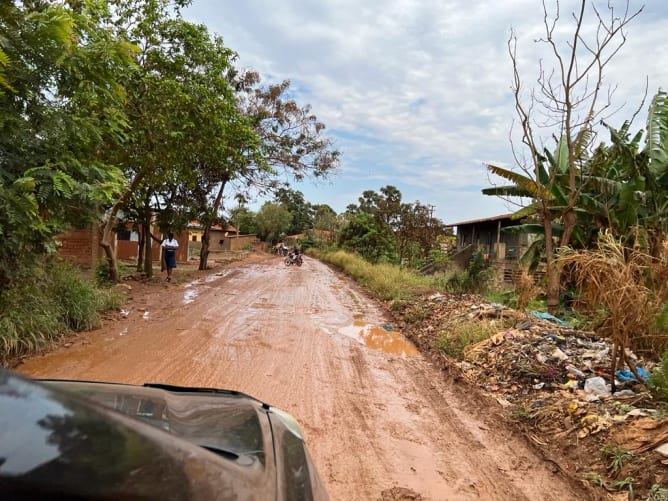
[338,320,419,357]
[183,288,199,305]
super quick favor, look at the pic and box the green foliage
[255,202,292,242]
[0,1,134,288]
[0,260,125,362]
[95,259,113,286]
[443,251,494,294]
[338,212,397,263]
[48,261,100,331]
[600,444,633,478]
[649,484,668,501]
[508,404,536,422]
[435,321,494,360]
[648,350,668,402]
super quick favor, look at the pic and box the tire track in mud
[19,255,588,500]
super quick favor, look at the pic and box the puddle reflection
[183,288,199,304]
[338,321,419,357]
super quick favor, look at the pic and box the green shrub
[49,261,100,331]
[648,350,668,402]
[95,259,113,285]
[0,285,63,359]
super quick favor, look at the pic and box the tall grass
[312,249,433,300]
[0,260,125,363]
[558,232,668,360]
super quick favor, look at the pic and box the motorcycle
[285,253,303,267]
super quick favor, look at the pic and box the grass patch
[311,249,433,301]
[435,321,495,360]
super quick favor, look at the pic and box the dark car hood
[0,372,277,500]
[40,379,269,465]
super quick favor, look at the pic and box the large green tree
[0,1,135,289]
[338,212,397,263]
[255,202,291,243]
[96,0,254,278]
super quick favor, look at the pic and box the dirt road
[19,254,586,500]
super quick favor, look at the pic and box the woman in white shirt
[161,232,179,282]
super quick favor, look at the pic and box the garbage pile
[445,303,659,434]
[399,293,668,495]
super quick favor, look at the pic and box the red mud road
[20,255,586,500]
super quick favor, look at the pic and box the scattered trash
[566,364,586,378]
[615,367,649,382]
[516,319,532,330]
[530,310,569,326]
[584,377,611,397]
[552,347,569,361]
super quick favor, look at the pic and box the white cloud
[185,0,667,223]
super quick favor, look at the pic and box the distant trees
[340,185,447,264]
[255,202,292,243]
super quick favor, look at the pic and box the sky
[183,1,667,225]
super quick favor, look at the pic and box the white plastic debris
[584,376,611,397]
[655,443,668,457]
[551,347,569,361]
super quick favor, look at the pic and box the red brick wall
[56,226,110,267]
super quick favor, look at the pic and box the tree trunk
[136,226,145,272]
[543,217,560,315]
[143,208,153,278]
[100,172,146,282]
[199,228,210,271]
[198,177,228,271]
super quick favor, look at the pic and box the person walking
[161,232,179,282]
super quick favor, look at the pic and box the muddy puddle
[181,270,235,305]
[338,320,419,357]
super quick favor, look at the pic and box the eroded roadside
[18,254,589,500]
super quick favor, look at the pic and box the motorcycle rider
[288,245,302,265]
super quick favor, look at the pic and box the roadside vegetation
[0,260,124,364]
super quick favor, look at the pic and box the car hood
[0,372,278,500]
[40,379,269,465]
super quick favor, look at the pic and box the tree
[193,73,339,270]
[484,0,642,314]
[255,202,292,243]
[228,205,257,235]
[338,212,397,263]
[96,0,252,278]
[396,202,445,265]
[0,1,134,289]
[311,204,340,246]
[273,187,314,235]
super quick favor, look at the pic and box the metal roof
[446,213,515,227]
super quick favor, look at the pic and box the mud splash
[339,320,419,357]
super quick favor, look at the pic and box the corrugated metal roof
[446,213,515,227]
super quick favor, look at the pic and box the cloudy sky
[183,1,666,224]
